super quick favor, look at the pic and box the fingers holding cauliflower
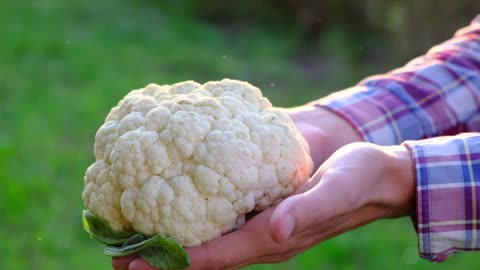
[83,79,313,248]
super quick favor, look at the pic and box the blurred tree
[158,0,479,61]
[157,0,372,41]
[363,0,480,60]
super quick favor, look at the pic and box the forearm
[312,16,480,145]
[287,105,362,169]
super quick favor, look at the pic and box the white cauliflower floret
[83,79,313,247]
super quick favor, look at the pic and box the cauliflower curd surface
[83,79,313,246]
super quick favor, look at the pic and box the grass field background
[1,0,478,269]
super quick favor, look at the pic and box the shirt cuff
[403,133,480,262]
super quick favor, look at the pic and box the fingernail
[283,214,295,241]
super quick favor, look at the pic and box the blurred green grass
[1,0,478,269]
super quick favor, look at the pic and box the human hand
[113,142,415,270]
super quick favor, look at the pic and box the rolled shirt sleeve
[313,15,480,145]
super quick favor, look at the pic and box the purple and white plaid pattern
[315,16,480,145]
[314,16,480,262]
[405,134,480,262]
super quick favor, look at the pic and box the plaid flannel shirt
[315,16,480,262]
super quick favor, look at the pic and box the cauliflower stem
[82,210,189,269]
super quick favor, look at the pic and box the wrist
[380,145,416,217]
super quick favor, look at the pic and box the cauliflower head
[83,79,313,247]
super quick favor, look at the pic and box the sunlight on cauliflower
[82,79,313,247]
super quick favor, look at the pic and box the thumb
[269,175,352,244]
[269,169,326,243]
[268,168,326,242]
[269,190,322,243]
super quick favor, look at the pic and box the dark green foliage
[83,210,189,269]
[158,0,480,61]
[82,210,133,246]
